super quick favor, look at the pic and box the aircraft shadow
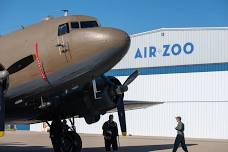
[83,144,197,152]
[0,145,53,152]
[0,144,197,152]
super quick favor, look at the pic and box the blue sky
[0,0,227,35]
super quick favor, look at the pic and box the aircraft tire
[61,131,82,152]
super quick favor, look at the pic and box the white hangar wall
[108,27,228,102]
[74,27,228,139]
[73,72,228,139]
[73,100,228,139]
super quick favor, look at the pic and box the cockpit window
[80,21,98,28]
[58,23,69,36]
[71,22,79,29]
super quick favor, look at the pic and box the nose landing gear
[48,118,82,152]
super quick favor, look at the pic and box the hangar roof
[131,27,228,37]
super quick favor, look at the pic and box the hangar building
[31,27,228,139]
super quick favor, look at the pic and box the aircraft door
[56,23,72,62]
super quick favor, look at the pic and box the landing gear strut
[49,118,82,152]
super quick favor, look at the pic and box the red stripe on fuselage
[35,43,47,82]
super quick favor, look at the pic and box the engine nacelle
[85,77,121,111]
[37,76,122,124]
[82,76,122,124]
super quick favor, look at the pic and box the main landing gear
[48,118,82,152]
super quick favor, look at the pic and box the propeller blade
[0,84,5,137]
[123,70,139,87]
[7,54,36,75]
[116,95,127,136]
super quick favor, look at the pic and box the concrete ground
[0,131,228,152]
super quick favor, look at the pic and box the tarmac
[0,131,228,152]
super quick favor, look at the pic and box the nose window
[80,21,98,28]
[71,22,79,29]
[58,23,69,36]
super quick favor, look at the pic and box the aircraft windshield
[80,21,98,28]
[71,22,79,29]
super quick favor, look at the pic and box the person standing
[102,114,119,152]
[172,116,188,152]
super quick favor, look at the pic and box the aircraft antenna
[61,10,69,16]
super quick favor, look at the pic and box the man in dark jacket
[102,114,119,152]
[172,116,188,152]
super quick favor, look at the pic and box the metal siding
[114,28,228,69]
[30,123,43,132]
[121,72,228,101]
[74,101,228,139]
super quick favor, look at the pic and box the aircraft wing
[108,101,164,112]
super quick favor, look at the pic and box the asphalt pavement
[0,131,228,152]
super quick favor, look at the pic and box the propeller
[115,70,139,95]
[123,70,139,87]
[115,70,139,136]
[7,54,36,75]
[0,54,35,137]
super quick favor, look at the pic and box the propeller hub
[0,70,9,80]
[115,86,128,95]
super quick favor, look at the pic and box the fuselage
[0,15,130,101]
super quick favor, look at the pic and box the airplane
[0,14,160,152]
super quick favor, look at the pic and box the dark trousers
[105,138,118,151]
[172,134,188,152]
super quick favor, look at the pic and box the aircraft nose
[101,28,131,55]
[70,27,130,72]
[83,28,130,57]
[73,27,130,56]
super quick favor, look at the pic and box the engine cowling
[82,76,122,124]
[36,71,138,136]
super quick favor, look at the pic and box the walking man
[102,114,119,152]
[172,116,188,152]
